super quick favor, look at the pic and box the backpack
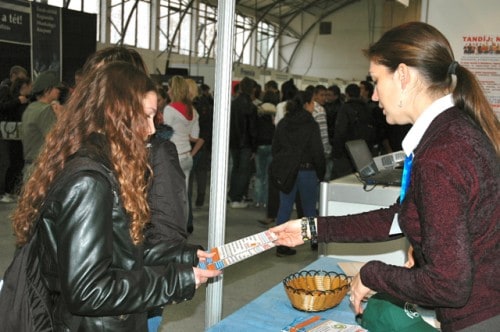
[0,157,116,331]
[0,223,53,332]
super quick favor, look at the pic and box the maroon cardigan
[318,107,499,331]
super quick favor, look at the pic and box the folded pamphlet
[198,230,278,270]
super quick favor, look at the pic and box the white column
[205,0,235,329]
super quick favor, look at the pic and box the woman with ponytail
[271,22,499,331]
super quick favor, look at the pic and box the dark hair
[239,77,255,95]
[265,80,278,91]
[281,79,298,101]
[328,85,341,97]
[365,21,499,155]
[254,83,262,100]
[305,85,315,95]
[286,89,313,115]
[200,83,210,93]
[10,77,31,96]
[359,80,374,98]
[314,85,327,95]
[345,84,360,99]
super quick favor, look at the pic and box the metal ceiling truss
[283,0,359,72]
[101,0,362,71]
[163,0,196,66]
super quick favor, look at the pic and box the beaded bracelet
[308,217,318,246]
[301,217,310,241]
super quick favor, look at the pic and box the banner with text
[459,34,500,119]
[31,3,61,79]
[0,1,30,44]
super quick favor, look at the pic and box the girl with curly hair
[12,61,219,331]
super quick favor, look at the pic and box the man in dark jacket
[228,77,258,208]
[331,84,376,179]
[190,84,214,207]
[144,124,189,245]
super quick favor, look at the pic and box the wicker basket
[283,270,351,312]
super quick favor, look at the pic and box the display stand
[318,174,409,266]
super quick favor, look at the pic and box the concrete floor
[0,197,318,331]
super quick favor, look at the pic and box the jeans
[276,170,319,225]
[188,146,210,206]
[254,145,272,205]
[178,153,193,227]
[228,147,253,202]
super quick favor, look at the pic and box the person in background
[271,22,499,332]
[184,78,205,233]
[12,61,221,331]
[274,78,298,125]
[156,84,169,116]
[262,80,281,106]
[324,84,343,154]
[253,102,276,208]
[2,77,32,199]
[360,79,412,154]
[228,77,258,208]
[360,79,396,156]
[253,82,263,107]
[0,65,29,109]
[271,89,325,256]
[163,76,204,233]
[21,71,61,181]
[331,84,376,179]
[191,83,214,207]
[312,85,332,181]
[260,79,300,225]
[0,65,29,203]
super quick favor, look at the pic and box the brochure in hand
[198,230,278,270]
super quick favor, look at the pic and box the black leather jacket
[229,93,258,151]
[37,134,200,331]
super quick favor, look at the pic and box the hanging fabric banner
[31,2,61,79]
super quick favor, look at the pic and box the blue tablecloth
[207,256,359,331]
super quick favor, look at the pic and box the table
[206,256,360,331]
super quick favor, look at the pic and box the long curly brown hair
[12,62,155,246]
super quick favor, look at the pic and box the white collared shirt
[401,94,455,157]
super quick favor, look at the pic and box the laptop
[345,139,403,186]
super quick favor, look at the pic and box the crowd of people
[0,20,498,331]
[226,73,411,257]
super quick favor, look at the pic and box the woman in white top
[163,76,204,189]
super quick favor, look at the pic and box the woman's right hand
[193,267,222,289]
[269,219,304,247]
